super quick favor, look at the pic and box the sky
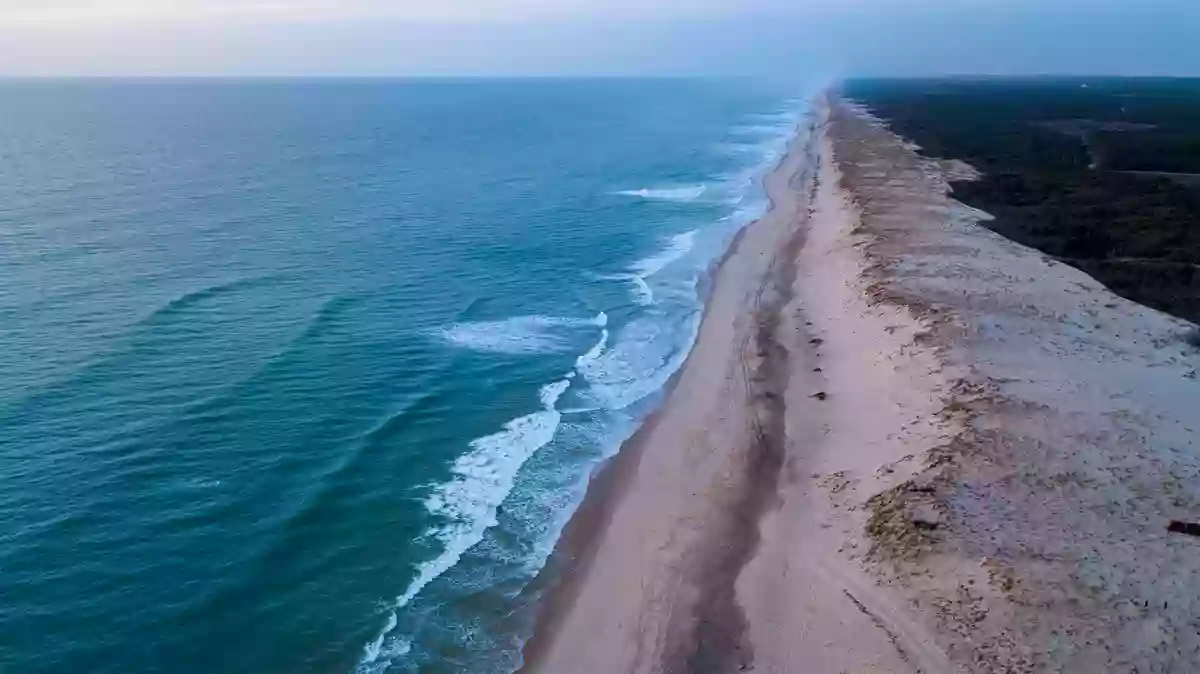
[1,0,1198,77]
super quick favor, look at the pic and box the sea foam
[614,184,708,202]
[438,313,607,355]
[575,311,700,412]
[595,230,697,307]
[358,377,573,672]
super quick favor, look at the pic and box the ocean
[0,78,805,674]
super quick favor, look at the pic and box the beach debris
[809,337,824,346]
[1184,327,1200,350]
[910,504,943,530]
[811,391,828,401]
[813,367,823,373]
[1167,520,1200,536]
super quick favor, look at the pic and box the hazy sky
[1,0,1197,76]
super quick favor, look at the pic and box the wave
[633,230,696,278]
[437,313,607,355]
[575,310,700,412]
[136,274,282,328]
[359,94,811,670]
[596,230,697,307]
[575,328,609,371]
[730,124,788,136]
[613,184,708,202]
[143,293,361,426]
[358,378,572,672]
[717,141,767,157]
[745,110,802,125]
[732,110,800,136]
[577,108,806,409]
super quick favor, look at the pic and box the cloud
[0,0,798,26]
[0,0,1196,77]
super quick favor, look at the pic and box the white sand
[738,113,960,674]
[828,97,1200,672]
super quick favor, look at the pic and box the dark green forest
[844,78,1200,323]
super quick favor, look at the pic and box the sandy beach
[521,96,957,674]
[522,92,1200,673]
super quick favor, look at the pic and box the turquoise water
[0,79,805,673]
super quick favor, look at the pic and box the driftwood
[1167,520,1200,536]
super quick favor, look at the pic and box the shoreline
[518,102,835,672]
[518,111,817,673]
[518,93,960,673]
[519,210,757,671]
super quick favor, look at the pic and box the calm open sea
[0,78,805,673]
